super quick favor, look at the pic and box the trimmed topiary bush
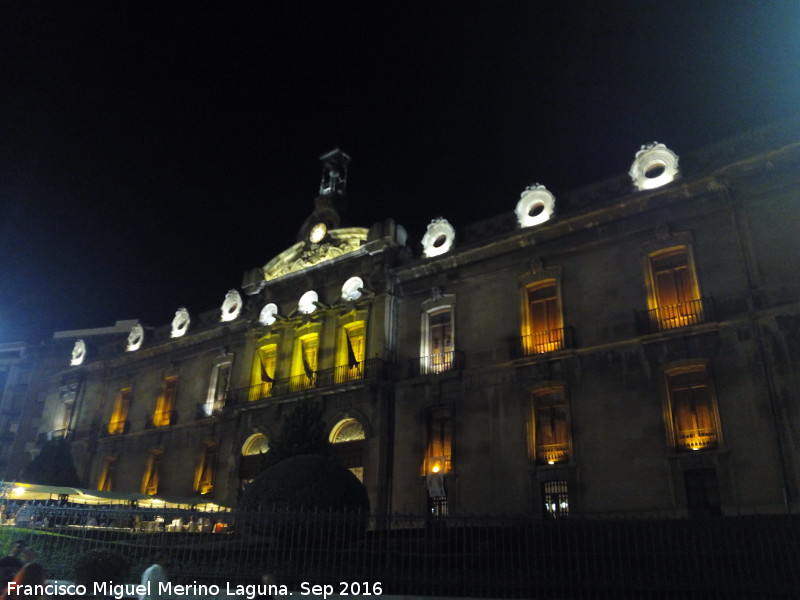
[239,454,369,513]
[74,550,130,586]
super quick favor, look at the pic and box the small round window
[341,277,364,301]
[298,290,319,314]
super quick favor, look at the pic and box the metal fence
[4,506,799,599]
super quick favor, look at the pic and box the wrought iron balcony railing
[105,419,130,436]
[513,327,574,358]
[233,358,388,405]
[536,442,570,465]
[676,427,718,451]
[409,350,464,377]
[635,297,715,334]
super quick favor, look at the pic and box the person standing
[138,553,172,600]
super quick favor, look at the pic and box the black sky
[2,1,799,343]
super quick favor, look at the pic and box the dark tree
[265,399,331,468]
[239,454,369,513]
[19,439,81,487]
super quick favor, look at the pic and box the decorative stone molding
[262,228,369,282]
[421,218,455,258]
[341,276,364,301]
[259,303,279,326]
[70,339,87,366]
[126,323,144,352]
[220,290,242,322]
[298,290,319,315]
[171,308,191,338]
[516,184,556,228]
[630,142,680,191]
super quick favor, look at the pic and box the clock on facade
[309,222,327,243]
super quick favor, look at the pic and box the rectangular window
[290,334,318,390]
[54,383,78,435]
[205,362,231,416]
[97,455,117,492]
[251,344,277,400]
[649,247,703,330]
[665,366,720,451]
[338,321,365,381]
[531,388,570,465]
[195,443,218,495]
[424,308,454,373]
[424,406,452,475]
[524,280,563,354]
[542,480,569,518]
[141,450,163,495]
[152,377,177,427]
[107,388,131,435]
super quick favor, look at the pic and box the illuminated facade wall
[18,122,800,517]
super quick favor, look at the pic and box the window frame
[662,363,723,452]
[529,385,572,465]
[152,376,178,427]
[420,293,456,374]
[141,449,164,495]
[204,355,232,416]
[522,279,565,354]
[108,387,132,435]
[643,242,705,330]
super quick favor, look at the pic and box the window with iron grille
[542,480,569,518]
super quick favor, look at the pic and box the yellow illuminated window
[524,280,563,354]
[152,377,177,427]
[290,334,318,389]
[251,344,277,400]
[531,388,570,465]
[648,247,703,330]
[97,455,117,492]
[338,321,365,381]
[141,449,163,495]
[107,388,131,435]
[665,366,720,451]
[195,443,218,495]
[424,406,452,475]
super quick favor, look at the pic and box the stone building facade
[19,122,800,517]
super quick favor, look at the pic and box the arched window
[329,418,365,482]
[239,433,269,483]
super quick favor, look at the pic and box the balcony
[104,419,130,436]
[635,298,715,334]
[513,327,574,358]
[536,442,569,465]
[234,358,389,405]
[409,350,464,377]
[677,428,717,452]
[145,410,177,429]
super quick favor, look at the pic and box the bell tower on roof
[297,148,351,243]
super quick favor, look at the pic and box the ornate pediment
[262,227,368,282]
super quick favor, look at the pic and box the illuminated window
[531,388,570,465]
[242,433,269,456]
[54,383,77,435]
[542,480,569,518]
[290,334,318,390]
[647,247,703,330]
[141,449,164,495]
[330,418,366,481]
[251,344,277,400]
[523,280,563,354]
[665,365,720,452]
[195,443,218,495]
[337,321,365,381]
[204,360,231,416]
[96,455,117,492]
[424,406,452,475]
[422,308,454,374]
[107,388,131,435]
[152,377,177,427]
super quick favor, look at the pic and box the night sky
[2,1,799,343]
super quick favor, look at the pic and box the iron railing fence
[4,506,799,599]
[409,351,465,377]
[511,327,576,359]
[233,359,389,405]
[635,297,716,335]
